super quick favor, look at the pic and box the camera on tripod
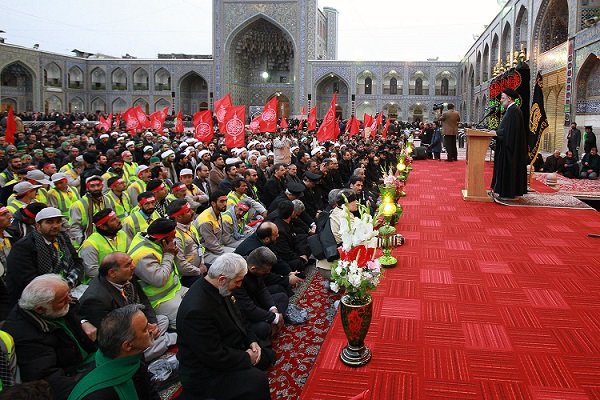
[433,103,445,111]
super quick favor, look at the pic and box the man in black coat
[233,247,288,342]
[567,122,581,160]
[261,163,287,208]
[6,207,84,308]
[2,274,97,400]
[78,252,176,361]
[235,222,302,295]
[176,253,272,400]
[491,88,528,200]
[270,201,310,273]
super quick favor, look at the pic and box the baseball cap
[35,207,64,223]
[26,170,52,185]
[14,181,42,195]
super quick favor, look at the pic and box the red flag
[115,113,121,129]
[122,107,141,134]
[334,117,340,137]
[249,115,261,133]
[260,97,278,133]
[193,110,214,143]
[363,113,373,129]
[223,106,246,148]
[134,105,150,129]
[175,111,184,133]
[214,93,232,132]
[298,106,306,130]
[381,119,391,139]
[307,106,317,131]
[316,93,338,143]
[280,117,288,129]
[370,113,382,138]
[106,113,113,130]
[346,115,360,137]
[150,107,169,134]
[5,107,16,144]
[97,114,110,131]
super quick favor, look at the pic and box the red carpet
[301,159,600,400]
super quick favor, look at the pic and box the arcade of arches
[1,62,34,112]
[316,74,349,118]
[179,73,209,115]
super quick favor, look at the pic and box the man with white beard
[2,274,98,400]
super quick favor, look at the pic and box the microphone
[475,106,498,128]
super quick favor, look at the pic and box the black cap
[82,152,98,164]
[287,181,305,196]
[147,218,177,236]
[585,125,593,129]
[502,88,519,100]
[303,171,322,181]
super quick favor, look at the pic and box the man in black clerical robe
[491,88,528,199]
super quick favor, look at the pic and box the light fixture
[378,198,398,268]
[261,71,269,79]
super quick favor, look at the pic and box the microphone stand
[475,109,496,129]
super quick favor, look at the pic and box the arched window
[154,68,171,91]
[91,98,106,113]
[365,77,372,94]
[111,68,127,90]
[390,77,398,95]
[415,78,423,95]
[69,97,84,113]
[91,68,106,90]
[45,96,62,113]
[112,98,127,113]
[441,78,449,96]
[133,68,149,90]
[68,66,83,89]
[44,63,62,87]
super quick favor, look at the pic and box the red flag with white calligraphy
[260,97,278,133]
[150,107,169,134]
[223,106,246,148]
[97,114,110,131]
[249,115,261,134]
[280,117,288,129]
[307,106,317,131]
[214,93,232,132]
[174,111,184,133]
[316,93,338,143]
[122,107,141,134]
[381,119,391,139]
[134,105,150,129]
[193,110,214,143]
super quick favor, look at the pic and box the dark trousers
[180,367,270,400]
[444,135,457,161]
[249,292,289,341]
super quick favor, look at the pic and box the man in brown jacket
[439,103,460,162]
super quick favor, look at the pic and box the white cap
[26,170,52,185]
[180,168,193,176]
[144,131,154,137]
[117,137,125,142]
[178,142,188,149]
[99,134,109,139]
[75,155,84,163]
[125,141,135,148]
[136,165,150,176]
[35,207,64,223]
[143,146,154,153]
[161,149,175,159]
[51,173,68,182]
[110,131,119,137]
[225,157,242,165]
[14,182,42,195]
[310,148,321,156]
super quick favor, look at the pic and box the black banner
[487,63,530,133]
[528,72,550,162]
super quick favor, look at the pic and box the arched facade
[539,0,569,53]
[69,96,84,113]
[383,70,401,95]
[436,71,456,96]
[476,52,482,85]
[133,68,149,90]
[91,67,106,90]
[357,70,375,95]
[154,68,171,91]
[491,34,499,72]
[383,103,400,120]
[111,68,127,90]
[501,22,512,64]
[134,98,150,114]
[482,44,490,83]
[355,102,375,121]
[155,98,171,112]
[112,97,127,113]
[575,53,600,125]
[409,103,426,123]
[179,72,209,115]
[44,62,62,87]
[410,71,429,95]
[315,73,349,118]
[1,61,35,112]
[514,5,528,53]
[91,97,106,113]
[45,95,62,113]
[68,66,83,89]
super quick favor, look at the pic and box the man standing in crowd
[567,122,581,160]
[439,103,460,162]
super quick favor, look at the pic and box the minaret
[322,7,338,60]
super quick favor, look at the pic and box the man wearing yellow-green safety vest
[122,191,161,242]
[168,199,206,288]
[6,182,41,215]
[70,176,106,247]
[128,218,187,329]
[127,165,151,206]
[103,176,132,220]
[46,173,80,219]
[79,208,129,283]
[25,169,52,205]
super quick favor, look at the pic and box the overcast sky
[0,0,502,61]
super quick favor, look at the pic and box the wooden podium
[462,128,496,202]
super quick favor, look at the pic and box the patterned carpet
[532,172,600,197]
[493,192,594,209]
[301,159,600,400]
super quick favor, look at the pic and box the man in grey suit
[439,103,461,161]
[567,122,582,160]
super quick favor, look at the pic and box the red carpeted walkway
[301,159,600,400]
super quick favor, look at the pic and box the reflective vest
[103,190,132,220]
[47,187,79,219]
[0,330,17,390]
[123,209,160,236]
[59,162,73,173]
[35,187,49,204]
[6,197,26,215]
[128,233,181,308]
[79,231,129,283]
[123,162,138,182]
[72,195,106,233]
[127,177,145,201]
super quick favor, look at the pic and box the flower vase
[340,294,373,367]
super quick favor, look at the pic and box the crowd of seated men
[534,147,599,180]
[0,115,415,398]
